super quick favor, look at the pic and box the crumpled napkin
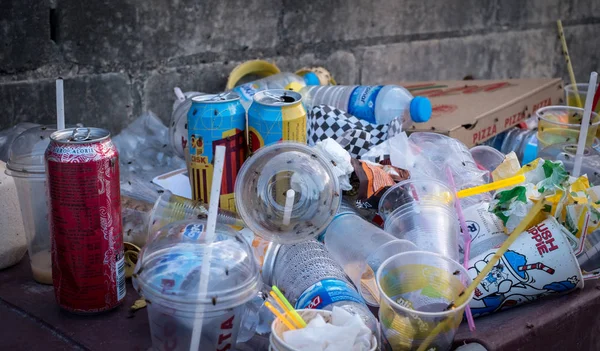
[282,307,373,351]
[313,138,354,191]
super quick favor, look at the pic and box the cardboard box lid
[400,78,564,146]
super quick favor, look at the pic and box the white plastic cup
[384,203,460,261]
[325,214,417,306]
[5,125,56,284]
[269,309,378,351]
[467,216,583,317]
[462,202,507,259]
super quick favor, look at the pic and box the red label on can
[46,137,125,313]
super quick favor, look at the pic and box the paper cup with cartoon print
[468,216,583,318]
[462,202,507,259]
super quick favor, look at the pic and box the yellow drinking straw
[269,291,302,329]
[272,286,307,328]
[265,301,297,331]
[457,175,526,198]
[416,200,546,351]
[557,19,583,108]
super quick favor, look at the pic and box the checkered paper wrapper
[307,105,404,159]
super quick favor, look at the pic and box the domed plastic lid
[235,142,341,244]
[409,96,432,123]
[132,219,260,310]
[5,125,57,176]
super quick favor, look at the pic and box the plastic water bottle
[262,240,379,334]
[301,85,432,128]
[232,72,321,109]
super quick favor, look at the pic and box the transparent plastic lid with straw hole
[132,219,261,311]
[5,125,57,176]
[235,142,341,244]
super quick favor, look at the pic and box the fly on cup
[376,251,473,351]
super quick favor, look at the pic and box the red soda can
[45,127,125,313]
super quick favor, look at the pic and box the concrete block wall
[1,0,599,133]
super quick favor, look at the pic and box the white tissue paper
[282,307,373,351]
[314,139,355,191]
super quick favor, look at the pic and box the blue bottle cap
[303,72,321,86]
[522,137,538,165]
[409,96,432,123]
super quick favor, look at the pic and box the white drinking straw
[189,145,226,351]
[573,72,598,177]
[56,78,65,130]
[174,87,186,102]
[282,189,295,225]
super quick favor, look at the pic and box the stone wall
[1,0,599,132]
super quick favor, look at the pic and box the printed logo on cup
[468,217,583,317]
[182,223,204,241]
[463,202,507,257]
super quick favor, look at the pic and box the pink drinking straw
[445,167,476,331]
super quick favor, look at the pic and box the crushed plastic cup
[467,216,583,318]
[148,190,245,239]
[325,213,417,306]
[235,142,341,244]
[378,178,454,221]
[132,219,261,351]
[5,125,57,284]
[384,203,460,261]
[469,145,506,182]
[270,309,378,351]
[376,251,473,351]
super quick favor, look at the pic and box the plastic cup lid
[235,142,341,244]
[5,125,57,176]
[132,219,260,310]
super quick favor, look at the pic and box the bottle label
[348,85,383,124]
[295,278,365,309]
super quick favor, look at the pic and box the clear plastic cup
[537,105,600,150]
[235,142,341,244]
[269,309,378,351]
[5,125,56,284]
[469,145,505,174]
[148,190,245,238]
[132,219,261,351]
[376,251,473,351]
[378,178,454,221]
[564,83,600,114]
[324,214,417,306]
[384,203,460,261]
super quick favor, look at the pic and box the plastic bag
[113,112,187,203]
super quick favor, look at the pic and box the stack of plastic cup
[376,251,473,351]
[384,202,460,262]
[379,179,460,261]
[324,213,417,306]
[378,178,454,221]
[5,125,56,284]
[132,219,261,351]
[235,142,341,244]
